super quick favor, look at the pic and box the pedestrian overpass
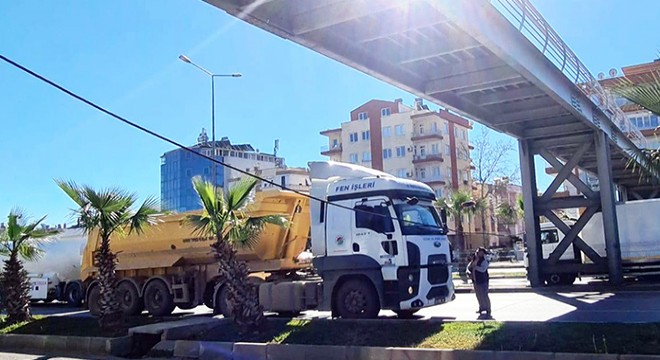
[204,0,659,286]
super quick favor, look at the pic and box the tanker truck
[17,227,87,305]
[81,161,455,318]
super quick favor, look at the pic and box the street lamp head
[178,55,192,64]
[231,73,242,77]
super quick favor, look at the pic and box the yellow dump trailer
[80,190,310,316]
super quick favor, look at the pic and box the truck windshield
[393,203,444,235]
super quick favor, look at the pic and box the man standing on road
[468,247,491,317]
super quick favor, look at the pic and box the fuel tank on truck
[80,190,311,281]
[20,228,86,283]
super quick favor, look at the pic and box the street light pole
[178,54,241,188]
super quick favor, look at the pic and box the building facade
[470,178,524,249]
[320,98,474,198]
[161,129,284,212]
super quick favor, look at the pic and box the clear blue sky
[1,0,658,225]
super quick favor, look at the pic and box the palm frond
[56,180,87,208]
[192,176,218,217]
[226,178,258,212]
[128,196,161,235]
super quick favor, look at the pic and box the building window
[444,122,449,135]
[434,188,443,199]
[361,130,370,141]
[432,122,438,134]
[185,169,192,177]
[349,153,358,163]
[395,124,405,136]
[358,111,368,120]
[431,144,439,154]
[461,129,466,140]
[419,124,425,134]
[349,132,358,142]
[383,148,392,159]
[432,166,441,177]
[382,126,392,137]
[397,169,406,178]
[332,139,339,148]
[463,171,470,182]
[418,167,426,179]
[362,151,372,162]
[419,145,426,156]
[381,107,391,117]
[445,145,451,156]
[396,146,406,157]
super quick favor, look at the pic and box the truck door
[353,198,404,281]
[325,199,354,255]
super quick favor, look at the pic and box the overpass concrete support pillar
[519,139,542,287]
[595,130,623,285]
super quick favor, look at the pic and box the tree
[495,201,518,235]
[435,190,476,250]
[186,177,285,334]
[0,210,57,324]
[57,181,159,329]
[468,127,518,246]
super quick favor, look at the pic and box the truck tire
[117,282,143,316]
[87,286,101,317]
[144,280,175,316]
[214,286,232,318]
[545,273,577,286]
[335,278,380,319]
[65,282,84,308]
[394,309,419,319]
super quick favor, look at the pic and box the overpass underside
[206,0,659,286]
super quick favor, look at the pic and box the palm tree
[435,190,475,250]
[186,177,285,334]
[0,210,57,324]
[495,201,518,234]
[57,180,159,329]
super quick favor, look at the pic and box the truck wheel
[66,282,84,307]
[335,278,380,319]
[117,282,143,316]
[144,280,175,316]
[214,286,232,318]
[545,273,577,286]
[394,309,419,319]
[87,286,101,317]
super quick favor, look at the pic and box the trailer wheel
[66,282,84,307]
[335,278,380,319]
[214,285,232,318]
[545,273,577,286]
[144,280,175,316]
[394,309,419,319]
[117,282,143,316]
[87,286,101,317]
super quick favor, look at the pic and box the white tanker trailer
[20,227,86,305]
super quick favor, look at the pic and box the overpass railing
[491,0,647,149]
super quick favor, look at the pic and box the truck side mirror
[440,209,448,233]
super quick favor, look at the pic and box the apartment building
[321,98,474,198]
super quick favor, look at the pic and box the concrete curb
[0,333,132,356]
[163,340,660,360]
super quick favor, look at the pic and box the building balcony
[321,144,342,156]
[411,130,443,141]
[412,154,444,164]
[423,176,446,186]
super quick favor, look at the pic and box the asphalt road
[29,287,660,323]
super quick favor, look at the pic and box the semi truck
[80,161,455,318]
[531,198,660,285]
[18,227,87,305]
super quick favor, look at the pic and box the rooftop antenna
[197,128,209,145]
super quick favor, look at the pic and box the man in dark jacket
[468,247,491,316]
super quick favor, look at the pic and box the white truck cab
[309,161,454,318]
